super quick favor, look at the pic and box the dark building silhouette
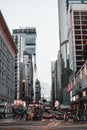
[35,79,41,103]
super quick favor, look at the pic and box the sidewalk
[0,118,16,123]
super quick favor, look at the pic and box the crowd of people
[12,105,42,121]
[12,105,27,120]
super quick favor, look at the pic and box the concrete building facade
[67,2,87,73]
[0,11,17,103]
[57,0,87,109]
[69,62,87,114]
[67,0,87,114]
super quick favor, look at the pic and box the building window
[76,56,82,60]
[82,31,87,34]
[74,21,80,24]
[75,31,81,34]
[81,12,87,15]
[75,36,81,39]
[75,41,81,45]
[74,16,80,20]
[82,26,87,29]
[83,35,87,39]
[81,16,87,20]
[82,21,87,24]
[76,50,82,55]
[83,41,87,45]
[74,12,79,15]
[74,26,80,29]
[76,61,85,66]
[75,46,82,50]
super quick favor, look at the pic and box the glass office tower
[13,28,36,103]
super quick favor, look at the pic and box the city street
[0,118,87,130]
[1,1,87,130]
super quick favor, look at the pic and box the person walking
[12,106,18,120]
[64,112,68,122]
[18,106,25,121]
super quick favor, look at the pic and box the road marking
[54,121,61,126]
[43,121,61,128]
[46,121,55,126]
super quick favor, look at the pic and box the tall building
[56,51,62,104]
[58,0,72,107]
[58,0,87,110]
[58,0,87,72]
[66,0,87,114]
[67,0,87,73]
[58,0,69,68]
[12,28,36,103]
[0,11,17,103]
[51,61,56,109]
[35,79,41,103]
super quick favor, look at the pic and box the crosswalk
[0,119,87,130]
[0,118,61,129]
[43,120,61,128]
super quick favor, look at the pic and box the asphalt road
[0,118,87,130]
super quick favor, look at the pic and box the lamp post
[22,80,26,101]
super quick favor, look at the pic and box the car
[66,112,74,119]
[55,112,64,120]
[42,111,53,119]
[27,107,34,120]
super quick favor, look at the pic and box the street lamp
[22,80,26,101]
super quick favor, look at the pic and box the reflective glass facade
[13,28,36,101]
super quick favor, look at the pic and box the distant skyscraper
[35,79,41,103]
[51,61,56,108]
[58,0,69,68]
[56,51,62,104]
[12,28,37,103]
[57,0,71,107]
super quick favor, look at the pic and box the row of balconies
[72,76,87,96]
[70,62,87,97]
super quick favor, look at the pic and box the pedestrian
[64,112,68,122]
[18,106,25,121]
[12,106,18,120]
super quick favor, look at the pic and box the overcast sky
[0,0,59,97]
